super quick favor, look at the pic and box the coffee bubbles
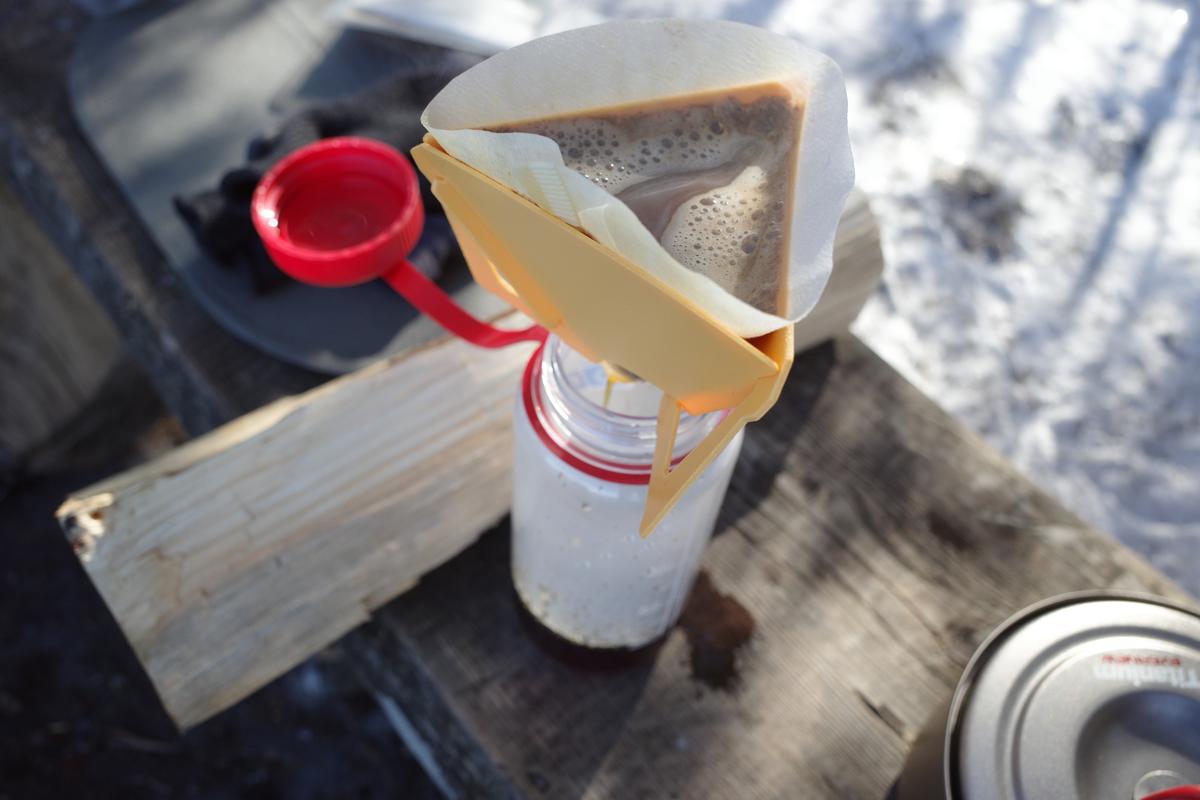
[490,87,802,316]
[661,165,783,314]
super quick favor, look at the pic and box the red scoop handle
[384,259,546,349]
[1142,786,1200,800]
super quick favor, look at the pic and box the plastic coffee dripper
[411,136,795,536]
[251,136,545,349]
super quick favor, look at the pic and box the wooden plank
[54,192,879,730]
[345,335,1188,800]
[0,177,121,464]
[795,190,880,353]
[56,333,535,729]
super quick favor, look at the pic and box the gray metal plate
[69,0,503,374]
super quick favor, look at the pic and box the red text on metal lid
[1101,653,1183,667]
[1093,652,1200,689]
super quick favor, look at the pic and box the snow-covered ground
[597,0,1200,592]
[810,0,1200,595]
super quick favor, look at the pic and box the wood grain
[346,336,1188,800]
[53,191,879,730]
[0,177,121,464]
[57,333,537,728]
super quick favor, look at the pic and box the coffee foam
[527,113,760,196]
[660,165,782,311]
[494,93,800,315]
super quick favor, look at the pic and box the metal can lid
[954,594,1200,800]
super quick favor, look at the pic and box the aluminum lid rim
[942,590,1200,800]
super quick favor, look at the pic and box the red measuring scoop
[251,136,545,349]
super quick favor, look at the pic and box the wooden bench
[341,333,1182,799]
[2,6,1189,799]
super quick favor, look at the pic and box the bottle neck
[526,336,724,479]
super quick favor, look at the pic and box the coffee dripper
[253,134,792,536]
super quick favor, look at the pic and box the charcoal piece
[175,69,463,295]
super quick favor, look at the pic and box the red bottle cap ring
[251,136,424,287]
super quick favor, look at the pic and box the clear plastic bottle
[512,335,744,649]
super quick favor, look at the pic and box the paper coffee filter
[421,18,855,338]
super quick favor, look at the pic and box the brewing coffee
[422,19,854,336]
[490,84,802,316]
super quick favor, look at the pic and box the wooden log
[56,192,881,729]
[0,177,121,467]
[58,334,537,728]
[796,190,881,353]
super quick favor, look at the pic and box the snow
[836,0,1199,594]
[835,0,1200,595]
[592,0,1200,593]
